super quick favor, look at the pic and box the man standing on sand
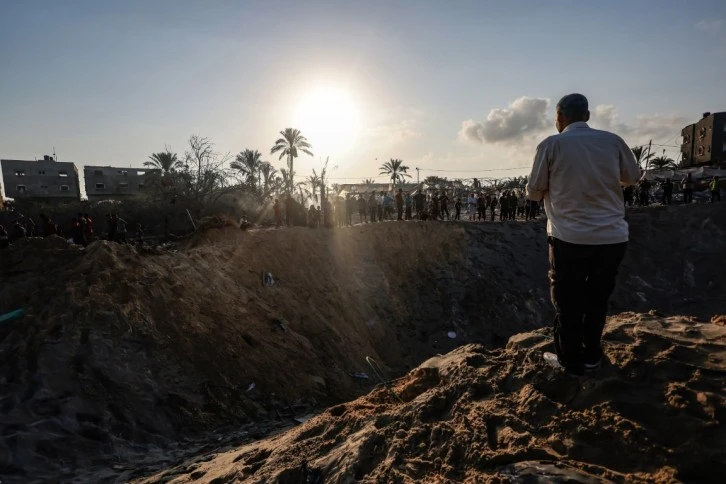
[395,188,404,220]
[358,193,367,223]
[526,93,641,376]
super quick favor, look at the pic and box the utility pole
[416,167,420,184]
[644,140,652,172]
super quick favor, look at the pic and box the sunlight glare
[293,86,360,157]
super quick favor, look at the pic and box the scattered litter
[447,331,457,339]
[294,414,315,425]
[543,352,563,369]
[350,372,369,380]
[246,383,256,392]
[262,272,275,287]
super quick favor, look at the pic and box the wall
[83,165,158,201]
[0,159,81,200]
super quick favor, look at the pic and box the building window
[59,171,68,177]
[137,171,146,176]
[138,183,145,189]
[14,170,25,176]
[95,183,105,190]
[16,185,26,192]
[94,170,103,176]
[40,185,48,189]
[59,185,70,192]
[119,182,129,188]
[119,170,128,176]
[38,170,46,175]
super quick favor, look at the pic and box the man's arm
[618,138,641,186]
[526,139,550,201]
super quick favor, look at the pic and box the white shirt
[526,122,641,245]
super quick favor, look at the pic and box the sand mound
[139,313,726,483]
[0,203,724,481]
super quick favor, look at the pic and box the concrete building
[0,156,81,200]
[681,111,726,167]
[83,165,158,201]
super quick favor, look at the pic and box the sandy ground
[0,203,724,482]
[137,313,726,483]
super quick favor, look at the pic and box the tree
[259,162,277,197]
[423,175,447,187]
[362,178,376,185]
[631,146,654,169]
[379,158,411,186]
[145,148,183,174]
[271,128,313,193]
[306,172,321,203]
[650,154,676,170]
[182,135,235,210]
[231,149,264,188]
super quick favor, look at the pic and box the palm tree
[259,162,277,196]
[306,172,321,203]
[231,149,264,188]
[650,152,676,170]
[631,146,654,169]
[362,178,375,185]
[145,149,183,174]
[379,158,411,186]
[271,128,313,193]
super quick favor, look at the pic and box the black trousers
[548,237,627,374]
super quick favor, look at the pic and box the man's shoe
[584,359,601,372]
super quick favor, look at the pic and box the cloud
[365,119,421,145]
[364,107,425,146]
[458,97,551,144]
[459,96,688,148]
[696,19,724,36]
[590,105,688,144]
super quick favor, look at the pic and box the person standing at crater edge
[526,93,641,376]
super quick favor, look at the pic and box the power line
[416,166,530,173]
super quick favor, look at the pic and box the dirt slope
[0,203,724,481]
[137,313,726,483]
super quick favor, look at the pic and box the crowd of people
[628,173,722,206]
[263,188,543,230]
[0,211,144,249]
[252,172,723,232]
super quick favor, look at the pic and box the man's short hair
[556,93,589,121]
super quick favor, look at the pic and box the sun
[293,86,360,157]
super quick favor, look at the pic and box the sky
[1,0,725,195]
